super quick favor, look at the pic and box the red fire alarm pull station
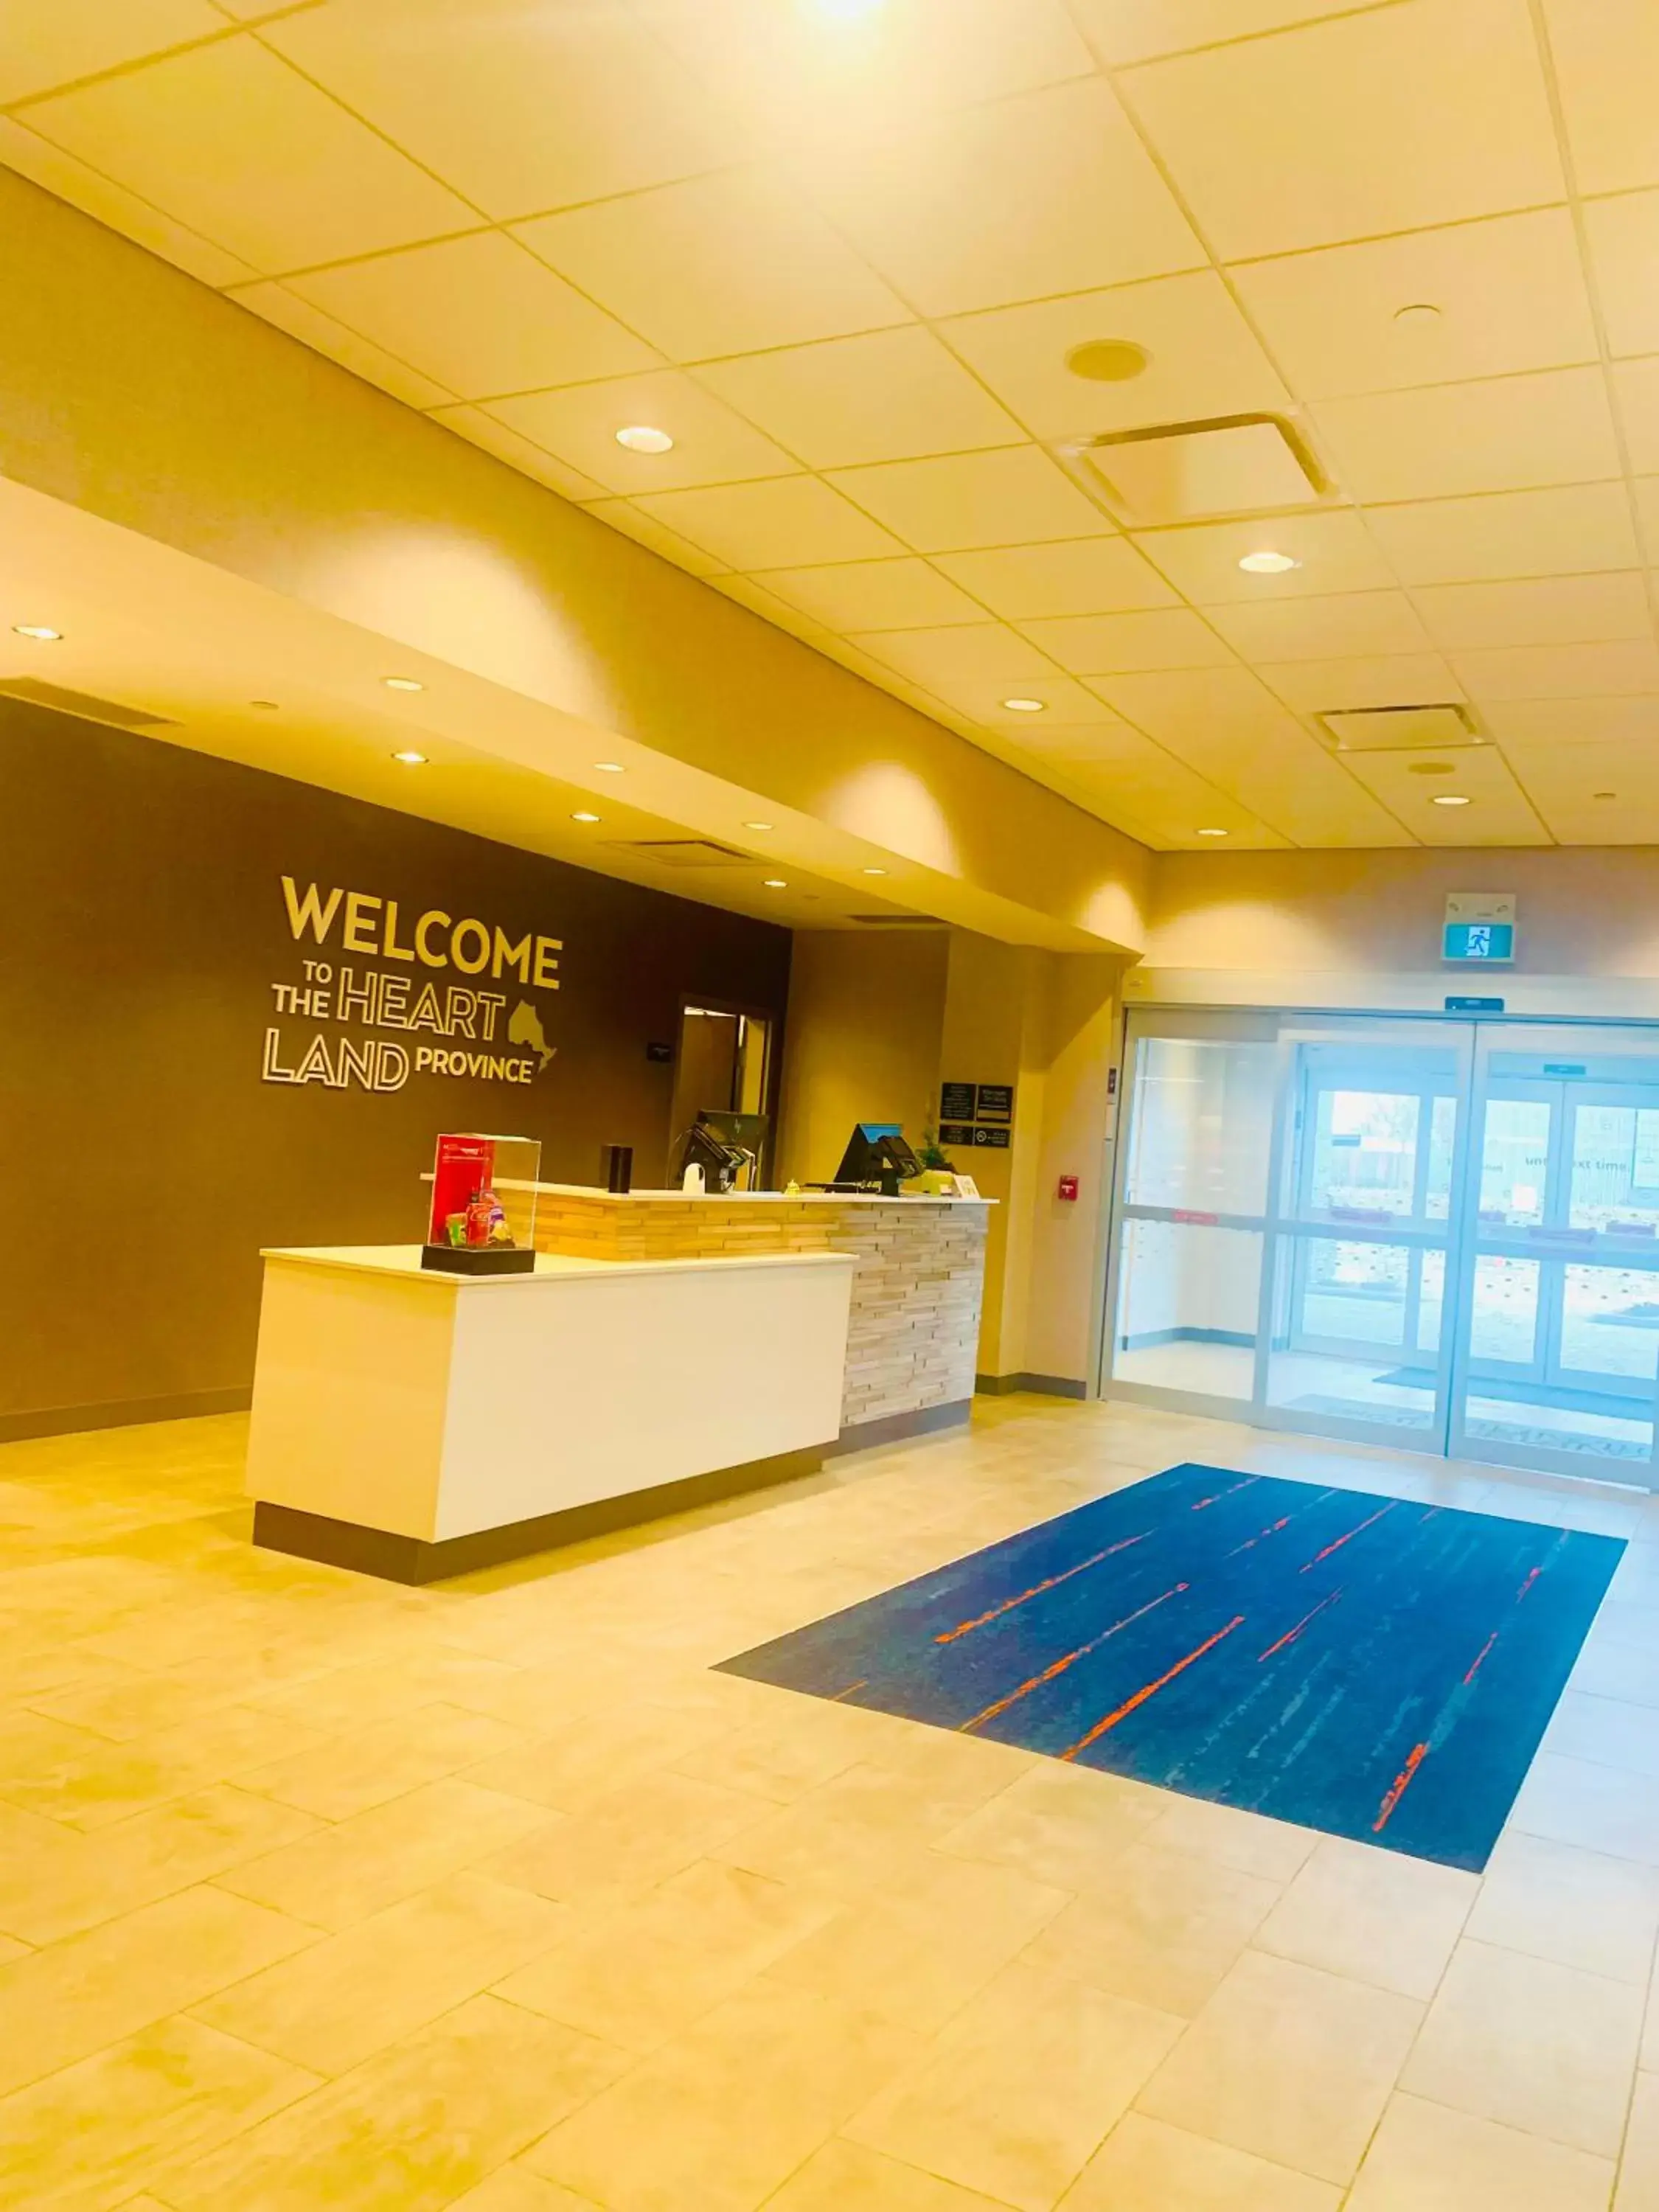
[1057,1175,1079,1203]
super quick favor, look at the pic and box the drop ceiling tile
[515,169,910,362]
[1503,741,1659,841]
[1262,653,1464,713]
[287,232,657,401]
[1132,508,1396,602]
[1231,209,1597,400]
[933,538,1180,619]
[751,559,985,633]
[1541,0,1659,197]
[1091,663,1301,742]
[1205,589,1433,663]
[1018,608,1234,675]
[847,622,1056,692]
[1340,742,1551,844]
[1116,0,1564,262]
[793,77,1203,319]
[1482,698,1659,748]
[925,672,1130,729]
[579,497,733,577]
[939,271,1290,442]
[485,372,795,495]
[642,0,1096,153]
[1314,369,1622,504]
[1170,724,1419,846]
[827,448,1115,553]
[427,407,610,502]
[1071,0,1399,65]
[1613,359,1659,475]
[1452,639,1659,700]
[0,0,221,105]
[710,574,843,655]
[630,476,904,570]
[228,280,457,409]
[694,328,1022,470]
[262,0,745,221]
[22,37,476,274]
[1638,483,1659,565]
[1582,193,1659,360]
[1363,484,1643,582]
[0,116,258,288]
[1413,574,1655,650]
[1026,724,1284,846]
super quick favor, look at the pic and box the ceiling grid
[7,0,1659,849]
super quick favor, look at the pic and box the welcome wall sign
[261,876,562,1094]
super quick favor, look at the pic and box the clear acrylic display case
[422,1132,542,1275]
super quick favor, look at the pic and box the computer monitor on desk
[825,1123,921,1196]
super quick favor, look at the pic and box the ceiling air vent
[0,678,178,730]
[1068,414,1326,526]
[848,913,944,928]
[620,838,751,867]
[1317,703,1481,752]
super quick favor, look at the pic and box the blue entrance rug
[718,1465,1624,1871]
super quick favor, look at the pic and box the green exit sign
[1444,920,1514,962]
[1444,892,1516,965]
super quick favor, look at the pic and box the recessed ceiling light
[1237,551,1299,575]
[1001,696,1046,713]
[593,761,625,773]
[382,675,423,692]
[615,425,674,455]
[1065,338,1150,384]
[392,748,427,765]
[763,877,788,888]
[1394,302,1443,327]
[1431,793,1472,807]
[1196,827,1230,838]
[862,866,888,876]
[571,810,600,823]
[12,623,60,641]
[744,820,774,831]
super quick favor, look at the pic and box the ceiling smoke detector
[1317,703,1480,753]
[1065,338,1150,384]
[1068,414,1326,526]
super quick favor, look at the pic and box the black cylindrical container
[603,1143,634,1194]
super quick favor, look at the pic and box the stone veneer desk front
[530,1186,992,1450]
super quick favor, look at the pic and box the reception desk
[246,1242,854,1582]
[529,1186,992,1450]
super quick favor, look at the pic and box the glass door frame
[1448,1026,1659,1486]
[1102,1006,1659,1490]
[1101,1006,1477,1455]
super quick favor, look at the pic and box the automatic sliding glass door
[1105,1011,1472,1450]
[1106,1009,1659,1485]
[1452,1032,1659,1484]
[1259,1024,1470,1449]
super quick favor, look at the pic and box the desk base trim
[254,1445,825,1584]
[975,1372,1088,1401]
[827,1398,973,1456]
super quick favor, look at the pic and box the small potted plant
[902,1122,961,1196]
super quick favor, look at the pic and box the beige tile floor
[4,1395,1659,2208]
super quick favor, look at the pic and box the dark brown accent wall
[0,699,790,1437]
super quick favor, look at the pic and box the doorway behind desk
[667,1001,773,1185]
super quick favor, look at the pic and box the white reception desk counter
[246,1242,855,1582]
